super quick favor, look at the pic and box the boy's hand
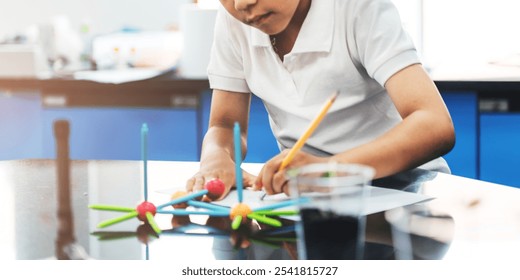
[186,158,257,201]
[254,150,328,196]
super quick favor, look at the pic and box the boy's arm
[331,63,455,178]
[186,89,255,198]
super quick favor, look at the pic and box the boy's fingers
[251,183,263,191]
[193,176,205,192]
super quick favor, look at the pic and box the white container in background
[178,3,217,79]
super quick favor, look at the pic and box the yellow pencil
[278,90,339,171]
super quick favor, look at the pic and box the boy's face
[219,0,300,35]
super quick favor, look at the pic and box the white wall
[392,0,520,69]
[423,0,520,68]
[2,0,518,70]
[0,0,192,39]
[392,0,423,57]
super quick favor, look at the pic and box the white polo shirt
[207,0,449,173]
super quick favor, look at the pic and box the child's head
[219,0,302,35]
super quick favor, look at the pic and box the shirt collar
[251,0,334,53]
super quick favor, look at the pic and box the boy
[186,0,455,198]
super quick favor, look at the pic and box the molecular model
[89,122,302,235]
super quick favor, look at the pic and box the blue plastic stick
[253,197,310,212]
[156,189,208,209]
[157,209,229,217]
[187,200,231,213]
[141,123,149,201]
[234,122,243,203]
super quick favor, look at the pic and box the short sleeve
[207,6,251,93]
[352,0,420,86]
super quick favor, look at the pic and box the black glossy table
[1,159,519,260]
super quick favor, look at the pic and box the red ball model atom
[205,178,226,200]
[136,201,157,221]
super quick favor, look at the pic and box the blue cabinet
[42,108,198,161]
[441,91,479,179]
[0,92,43,159]
[200,91,279,163]
[441,90,520,188]
[245,95,280,163]
[480,113,520,187]
[2,82,518,188]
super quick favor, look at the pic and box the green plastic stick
[89,204,134,212]
[145,212,162,234]
[231,215,242,230]
[95,232,137,241]
[97,211,138,228]
[248,213,282,227]
[253,210,299,216]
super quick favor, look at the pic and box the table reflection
[3,159,519,260]
[86,167,455,260]
[89,214,297,260]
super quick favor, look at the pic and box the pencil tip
[330,90,339,102]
